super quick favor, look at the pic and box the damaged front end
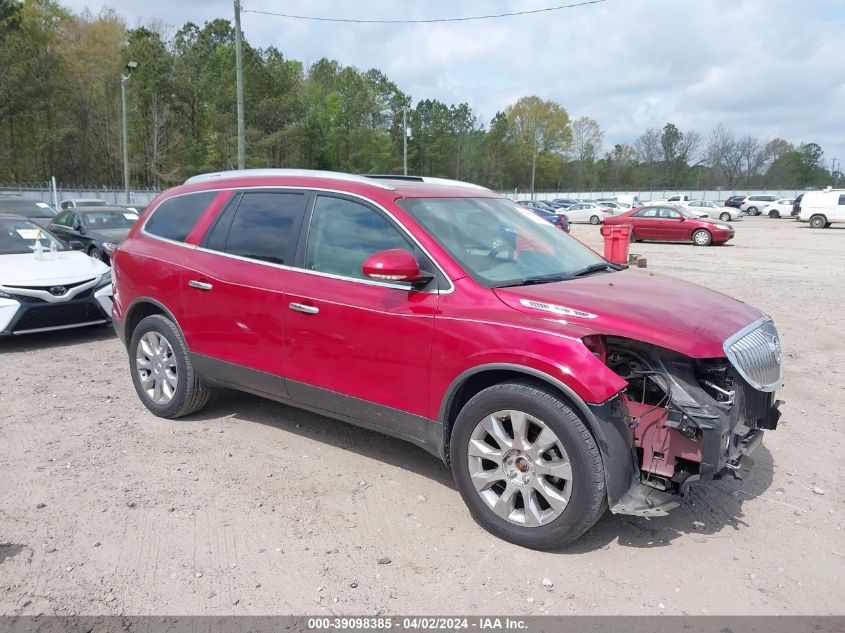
[586,317,784,516]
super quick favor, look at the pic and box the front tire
[809,214,827,229]
[719,212,731,222]
[692,229,712,246]
[450,380,606,550]
[89,247,104,261]
[589,215,600,225]
[129,314,211,418]
[769,210,780,218]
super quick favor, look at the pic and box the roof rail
[364,174,490,191]
[184,169,396,190]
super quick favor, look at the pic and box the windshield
[0,218,65,255]
[398,197,610,287]
[0,200,57,218]
[81,210,138,229]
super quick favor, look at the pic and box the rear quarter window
[144,192,217,242]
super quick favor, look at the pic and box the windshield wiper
[569,262,625,277]
[493,274,574,288]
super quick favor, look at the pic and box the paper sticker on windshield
[16,229,40,240]
[520,299,597,319]
[35,202,51,208]
[124,213,139,220]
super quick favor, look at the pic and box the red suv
[112,170,783,549]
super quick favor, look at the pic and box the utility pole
[403,106,408,176]
[120,61,137,204]
[234,0,246,169]
[530,130,538,199]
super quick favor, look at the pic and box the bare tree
[571,116,603,163]
[737,135,766,182]
[706,124,743,187]
[677,130,703,166]
[635,127,661,187]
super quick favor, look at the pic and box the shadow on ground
[0,323,115,352]
[187,388,776,552]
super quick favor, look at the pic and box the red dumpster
[599,224,632,265]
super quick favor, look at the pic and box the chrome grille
[723,318,783,392]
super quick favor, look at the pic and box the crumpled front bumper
[586,359,782,517]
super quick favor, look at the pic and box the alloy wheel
[135,331,178,405]
[466,410,573,527]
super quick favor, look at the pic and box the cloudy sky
[63,0,845,165]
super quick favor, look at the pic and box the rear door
[181,190,310,393]
[283,193,439,440]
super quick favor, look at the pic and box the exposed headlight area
[102,242,117,255]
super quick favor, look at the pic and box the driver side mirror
[68,240,85,251]
[362,249,433,286]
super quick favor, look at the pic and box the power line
[241,1,607,24]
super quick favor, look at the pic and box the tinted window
[145,192,217,242]
[222,192,307,265]
[633,208,659,217]
[305,196,412,280]
[53,210,70,225]
[839,195,845,206]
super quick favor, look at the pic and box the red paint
[362,248,422,281]
[113,174,767,423]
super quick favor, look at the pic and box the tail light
[582,335,607,363]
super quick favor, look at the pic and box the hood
[0,252,109,286]
[494,269,763,358]
[85,227,131,243]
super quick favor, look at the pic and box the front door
[284,194,438,440]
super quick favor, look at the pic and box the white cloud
[64,0,845,163]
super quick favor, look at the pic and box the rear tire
[589,215,600,225]
[747,206,758,215]
[630,229,639,243]
[450,380,606,550]
[769,210,780,218]
[809,214,827,229]
[692,229,712,246]
[129,314,211,418]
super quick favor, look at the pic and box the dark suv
[112,170,783,549]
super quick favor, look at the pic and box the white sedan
[557,203,612,225]
[683,200,743,221]
[761,198,794,218]
[0,215,113,336]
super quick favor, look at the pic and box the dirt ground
[0,217,843,616]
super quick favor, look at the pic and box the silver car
[684,200,743,221]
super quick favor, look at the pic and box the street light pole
[403,106,408,176]
[120,61,137,204]
[234,0,246,169]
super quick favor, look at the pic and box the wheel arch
[123,297,185,350]
[439,364,604,465]
[439,363,635,510]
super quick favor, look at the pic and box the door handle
[289,302,319,315]
[188,280,213,291]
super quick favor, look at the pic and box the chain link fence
[0,183,162,206]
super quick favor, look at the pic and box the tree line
[0,0,838,192]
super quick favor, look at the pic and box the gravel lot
[1,217,843,616]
